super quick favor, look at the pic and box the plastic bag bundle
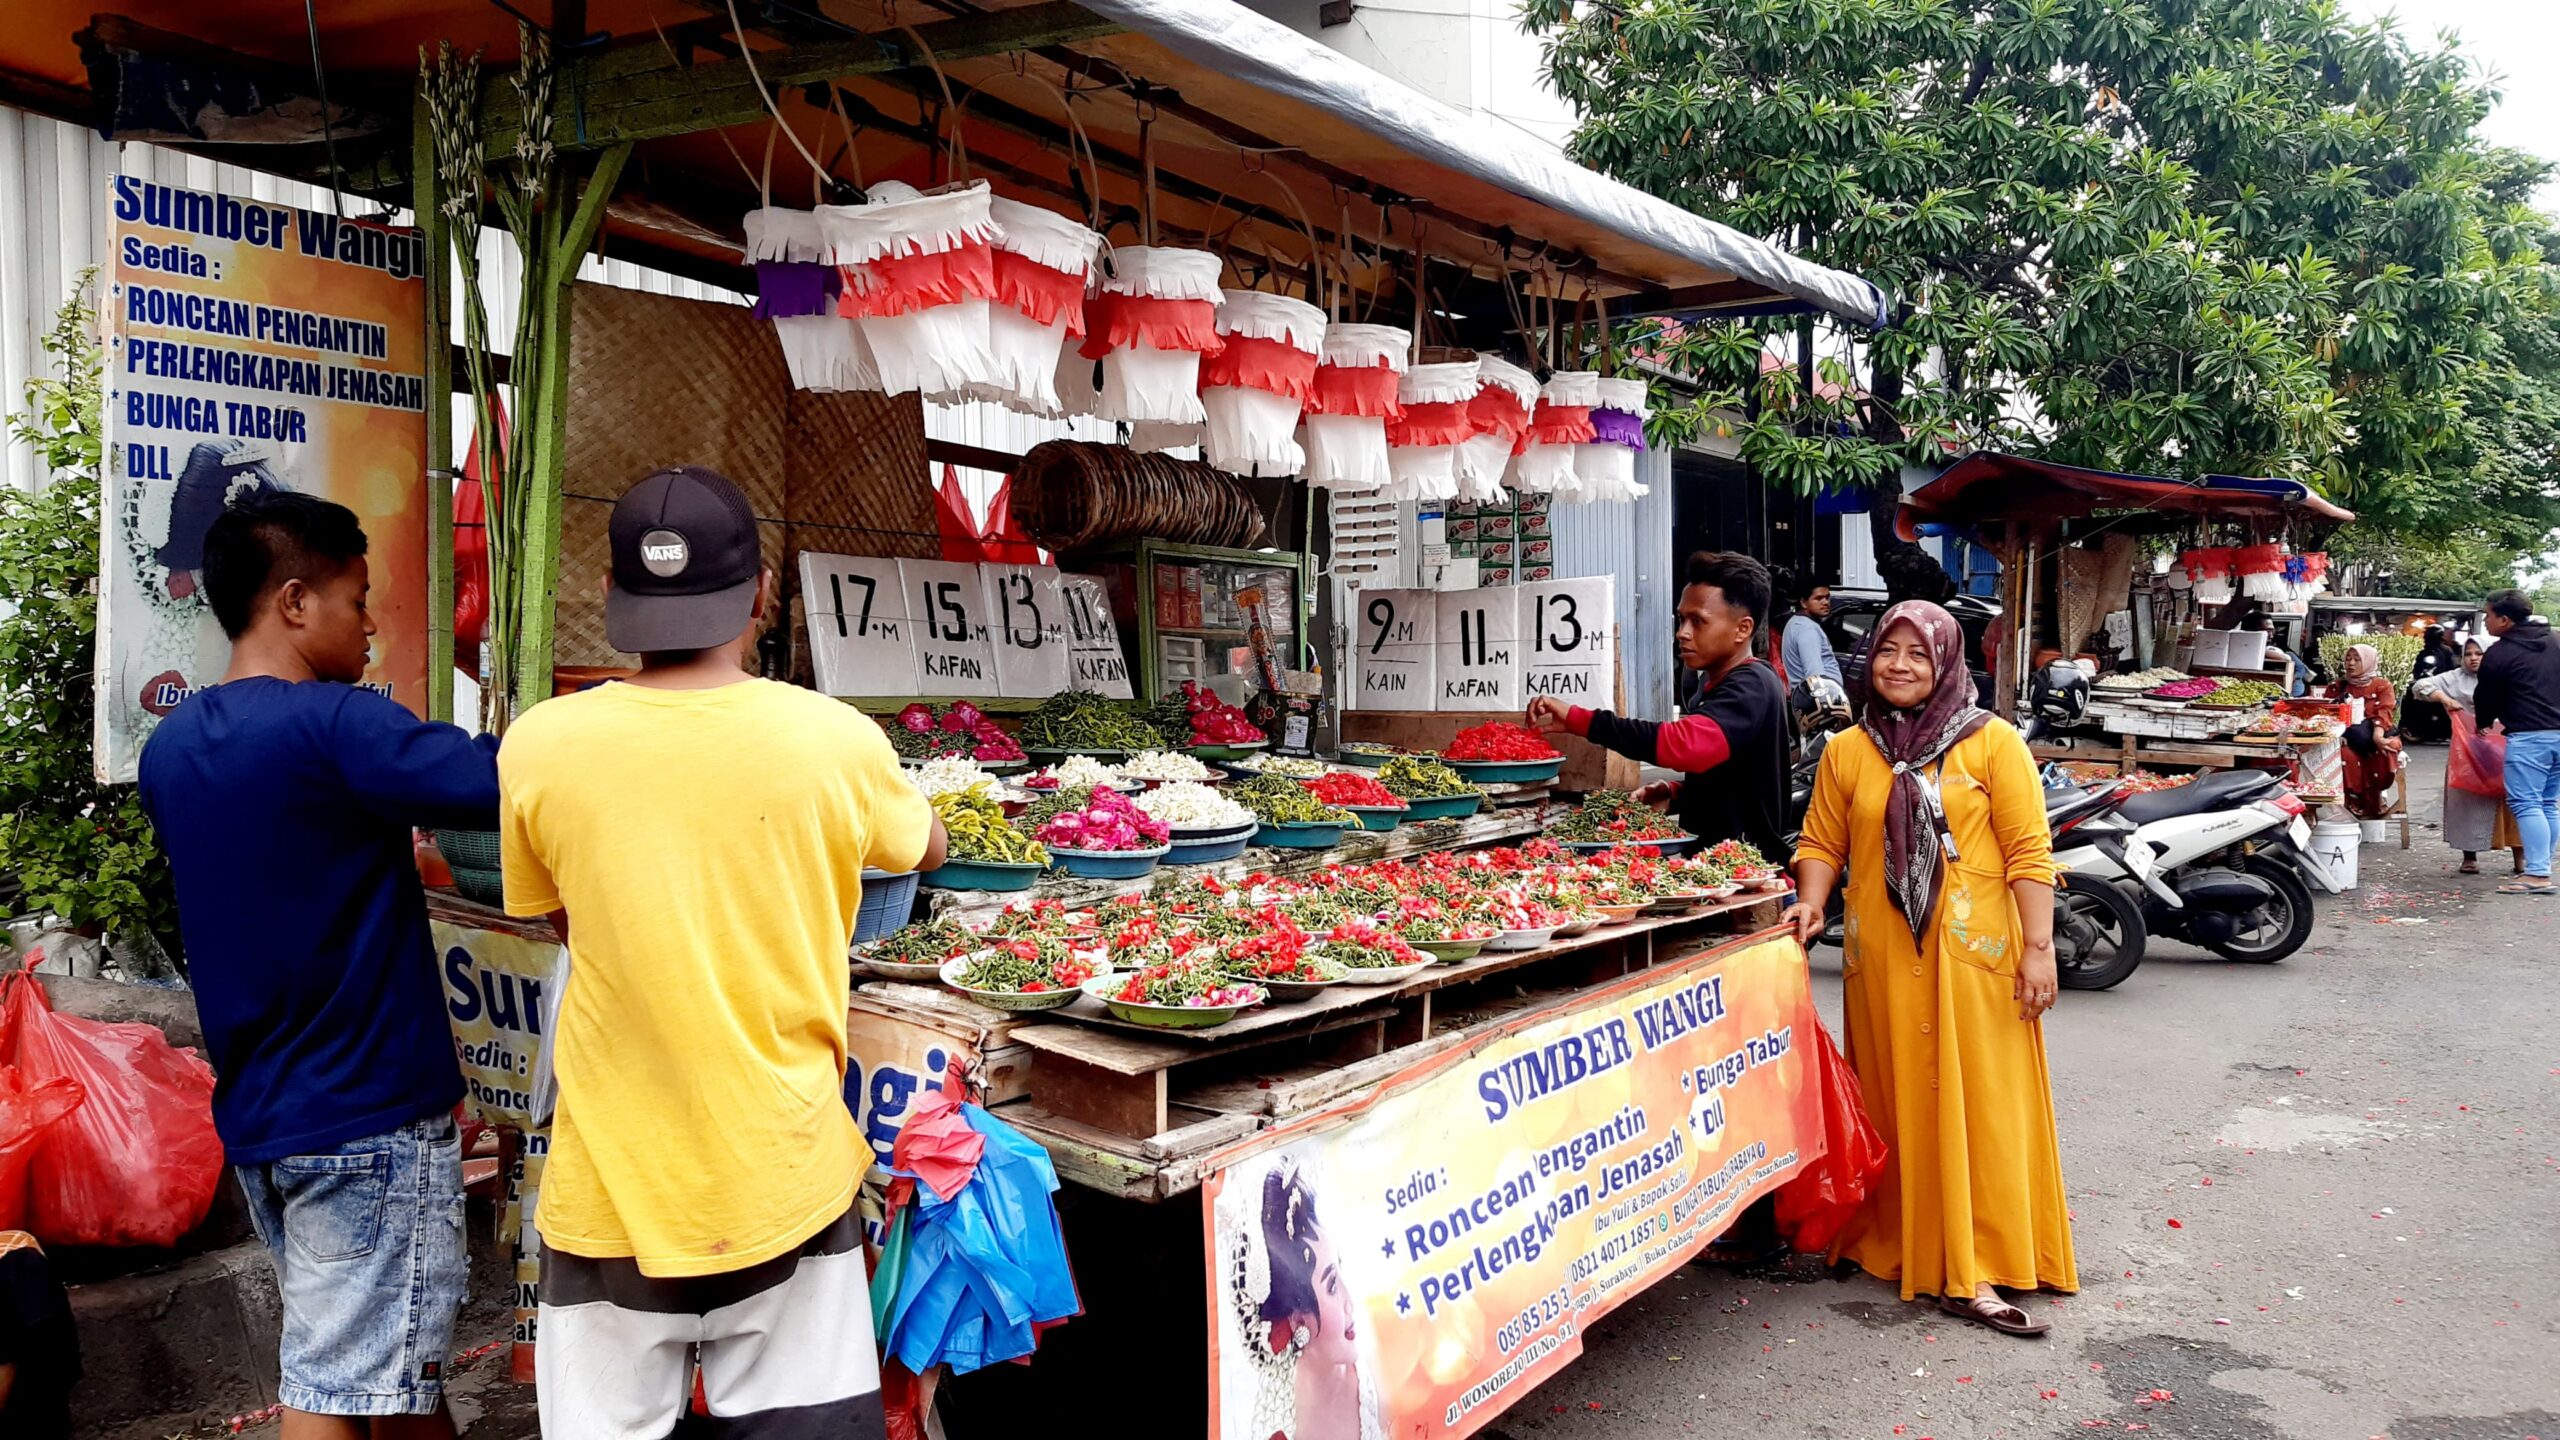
[1569,375,1651,504]
[825,181,1004,400]
[1301,322,1409,492]
[1081,246,1225,427]
[1456,356,1538,504]
[1769,1018,1889,1256]
[0,1065,84,1229]
[1510,370,1598,495]
[1381,360,1479,502]
[971,197,1105,416]
[0,961,222,1248]
[1199,291,1325,476]
[880,1101,1080,1376]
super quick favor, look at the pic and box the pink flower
[897,704,936,734]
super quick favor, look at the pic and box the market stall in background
[0,0,1893,1433]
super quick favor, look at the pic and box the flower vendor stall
[7,0,1892,1432]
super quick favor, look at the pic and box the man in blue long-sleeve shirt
[139,491,495,1440]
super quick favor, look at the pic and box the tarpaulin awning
[1897,452,2356,539]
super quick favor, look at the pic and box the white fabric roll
[1454,434,1515,502]
[1387,443,1459,501]
[1574,442,1637,503]
[1203,384,1306,475]
[1303,414,1390,491]
[1097,344,1207,423]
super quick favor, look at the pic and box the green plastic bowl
[1443,757,1564,785]
[1333,747,1411,769]
[1078,973,1261,1029]
[1397,793,1485,821]
[1254,820,1347,850]
[1408,937,1487,963]
[920,858,1046,891]
[1343,804,1407,832]
[1188,741,1269,762]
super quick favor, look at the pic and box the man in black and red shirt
[1529,550,1789,860]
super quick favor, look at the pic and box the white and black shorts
[536,1207,884,1440]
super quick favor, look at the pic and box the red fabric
[1654,712,1733,772]
[1466,385,1530,442]
[891,1087,987,1203]
[1306,364,1403,419]
[1565,706,1595,737]
[2234,542,2286,576]
[838,242,996,319]
[1526,402,1597,446]
[1077,294,1223,359]
[935,464,986,563]
[978,475,1045,565]
[2448,708,2508,799]
[1387,400,1473,448]
[1770,1018,1888,1254]
[452,395,506,670]
[1199,334,1320,402]
[0,960,221,1248]
[988,250,1089,338]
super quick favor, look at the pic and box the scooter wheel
[2207,854,2316,963]
[2055,871,2145,990]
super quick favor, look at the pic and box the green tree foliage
[0,275,182,958]
[1526,0,2560,564]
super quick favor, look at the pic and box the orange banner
[1203,930,1824,1439]
[96,176,429,780]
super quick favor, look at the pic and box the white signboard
[1059,573,1135,698]
[1433,587,1521,710]
[895,559,1002,696]
[1519,577,1613,706]
[798,552,922,697]
[982,563,1073,698]
[1348,587,1437,711]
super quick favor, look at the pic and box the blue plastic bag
[880,1103,1080,1375]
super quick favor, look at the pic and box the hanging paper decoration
[1511,371,1599,495]
[1081,246,1225,432]
[1199,291,1326,476]
[2178,546,2236,605]
[1455,356,1537,505]
[1569,375,1651,505]
[970,197,1104,416]
[1301,323,1409,493]
[2281,550,2330,602]
[1381,361,1480,502]
[824,180,1004,400]
[2236,542,2289,603]
[748,200,880,393]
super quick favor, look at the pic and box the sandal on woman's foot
[1940,1293,2049,1337]
[2458,861,2480,875]
[2496,881,2555,895]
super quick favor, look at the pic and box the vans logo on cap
[639,528,690,577]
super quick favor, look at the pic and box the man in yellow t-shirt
[499,466,943,1440]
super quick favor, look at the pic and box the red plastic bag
[2447,709,2507,800]
[0,960,224,1247]
[1771,1019,1890,1256]
[0,1065,87,1230]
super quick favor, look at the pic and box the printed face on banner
[798,552,923,697]
[97,177,430,780]
[1435,587,1521,710]
[1350,587,1437,711]
[893,558,1002,697]
[1059,572,1136,699]
[1203,935,1823,1440]
[982,564,1074,698]
[1519,578,1614,706]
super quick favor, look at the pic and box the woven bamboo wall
[558,282,936,666]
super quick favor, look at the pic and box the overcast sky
[2349,0,2559,203]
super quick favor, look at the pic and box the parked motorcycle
[2053,768,2341,965]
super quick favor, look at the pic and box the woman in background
[2404,626,2460,743]
[2416,637,2521,876]
[2326,643,2404,820]
[1783,600,2077,1337]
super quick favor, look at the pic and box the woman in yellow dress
[1782,600,2078,1335]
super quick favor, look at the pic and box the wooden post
[412,82,456,722]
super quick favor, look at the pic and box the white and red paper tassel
[1569,375,1651,504]
[1511,371,1600,495]
[749,202,881,392]
[1081,246,1225,436]
[823,180,1004,400]
[1301,322,1409,492]
[1199,291,1326,475]
[1456,357,1538,505]
[971,197,1104,416]
[1382,361,1480,502]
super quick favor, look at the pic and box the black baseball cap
[605,465,764,652]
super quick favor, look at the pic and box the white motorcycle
[2051,768,2343,966]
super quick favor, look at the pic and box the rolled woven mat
[1012,440,1271,552]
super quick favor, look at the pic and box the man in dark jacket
[2477,588,2560,893]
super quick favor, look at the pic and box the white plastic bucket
[2310,818,2362,890]
[2359,818,2387,846]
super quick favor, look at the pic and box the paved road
[1490,762,2559,1440]
[442,764,2556,1440]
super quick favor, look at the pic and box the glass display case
[1072,540,1310,704]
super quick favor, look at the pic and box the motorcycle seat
[2115,767,2284,826]
[2044,784,2118,825]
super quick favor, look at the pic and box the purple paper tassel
[751,261,839,320]
[1589,406,1648,449]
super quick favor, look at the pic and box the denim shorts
[235,1112,468,1416]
